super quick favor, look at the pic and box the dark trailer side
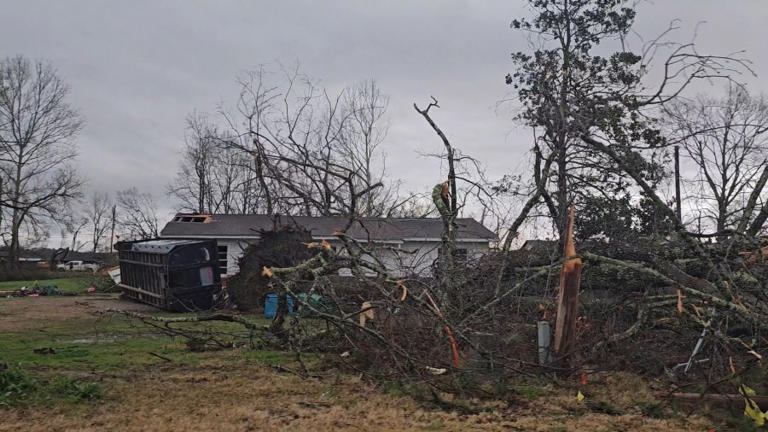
[117,239,221,311]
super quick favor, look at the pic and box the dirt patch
[0,360,711,432]
[0,295,157,331]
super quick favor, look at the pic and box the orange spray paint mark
[424,289,461,368]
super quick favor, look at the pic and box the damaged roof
[160,214,498,243]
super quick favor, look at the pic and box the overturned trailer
[117,239,221,311]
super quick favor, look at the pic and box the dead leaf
[397,280,408,301]
[262,266,273,278]
[577,390,585,403]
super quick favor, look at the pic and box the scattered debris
[107,266,121,284]
[12,285,63,297]
[148,352,172,362]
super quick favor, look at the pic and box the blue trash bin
[264,293,295,318]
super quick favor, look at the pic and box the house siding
[159,214,497,277]
[211,238,490,277]
[215,238,255,276]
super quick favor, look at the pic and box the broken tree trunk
[553,205,582,362]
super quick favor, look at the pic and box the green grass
[4,336,198,370]
[0,311,283,374]
[0,313,251,371]
[0,278,92,294]
[0,365,102,407]
[0,295,319,410]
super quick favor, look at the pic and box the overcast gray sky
[1,0,767,238]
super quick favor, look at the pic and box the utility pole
[675,146,682,224]
[109,205,117,252]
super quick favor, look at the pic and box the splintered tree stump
[553,205,582,361]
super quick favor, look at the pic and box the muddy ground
[0,294,725,431]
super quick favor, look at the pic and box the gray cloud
[1,0,766,232]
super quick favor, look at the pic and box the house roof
[520,239,558,253]
[160,214,498,243]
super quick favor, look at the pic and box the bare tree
[666,85,768,233]
[385,193,435,218]
[216,66,397,217]
[0,56,84,267]
[169,111,281,215]
[340,80,399,216]
[414,99,458,250]
[116,188,159,240]
[85,191,112,252]
[68,216,88,252]
[167,113,218,214]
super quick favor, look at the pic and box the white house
[159,214,498,277]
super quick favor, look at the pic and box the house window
[217,245,228,273]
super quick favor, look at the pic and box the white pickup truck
[57,260,100,272]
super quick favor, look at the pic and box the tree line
[0,56,164,264]
[166,68,413,218]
